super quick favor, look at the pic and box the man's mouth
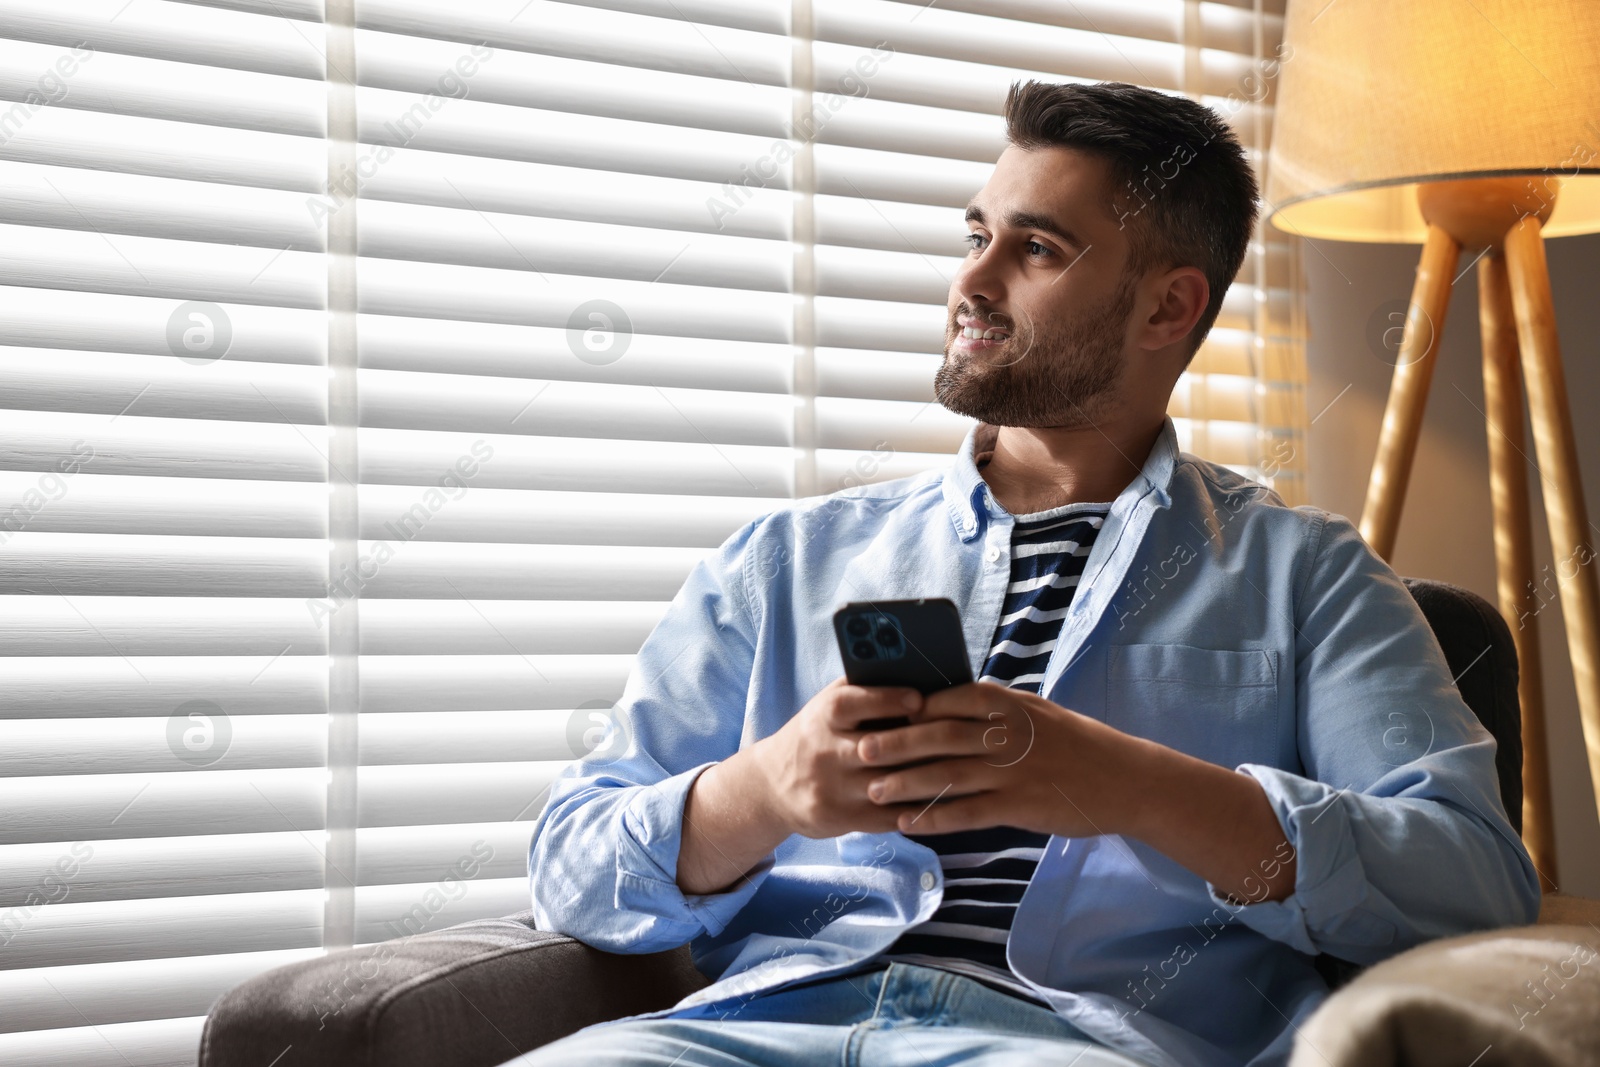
[953,324,1009,351]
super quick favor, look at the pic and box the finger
[830,683,923,731]
[856,718,982,768]
[978,707,1037,767]
[859,798,931,829]
[864,755,992,806]
[919,681,999,721]
[892,790,1002,836]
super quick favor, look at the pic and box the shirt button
[984,544,1001,563]
[920,871,937,891]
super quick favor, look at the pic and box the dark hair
[1002,79,1259,368]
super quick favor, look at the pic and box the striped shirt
[878,497,1111,1007]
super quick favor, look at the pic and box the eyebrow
[965,203,1084,249]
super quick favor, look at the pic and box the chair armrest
[1290,904,1600,1067]
[199,911,711,1067]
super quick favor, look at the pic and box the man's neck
[975,417,1164,515]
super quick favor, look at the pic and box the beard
[934,268,1138,429]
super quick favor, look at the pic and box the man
[517,79,1540,1067]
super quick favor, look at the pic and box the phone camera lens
[851,640,876,659]
[845,616,870,638]
[877,627,901,648]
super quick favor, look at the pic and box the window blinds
[0,0,1303,1063]
[0,1,335,1064]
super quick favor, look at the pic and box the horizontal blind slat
[0,288,325,365]
[357,822,533,884]
[356,199,789,286]
[0,105,325,191]
[0,473,323,540]
[0,952,319,1036]
[2,709,680,775]
[0,597,690,658]
[0,1014,209,1066]
[0,1,324,76]
[0,161,324,251]
[0,478,774,543]
[0,37,324,137]
[814,0,1183,89]
[513,0,787,34]
[363,600,664,654]
[0,657,326,719]
[0,837,319,907]
[0,352,325,423]
[814,447,952,492]
[1,717,325,777]
[0,889,324,970]
[176,0,326,17]
[813,397,969,454]
[0,768,327,845]
[0,223,324,308]
[356,710,603,766]
[361,370,793,445]
[339,541,703,600]
[359,429,794,496]
[356,28,783,137]
[355,0,789,83]
[357,261,790,336]
[354,876,535,943]
[0,410,327,482]
[0,765,573,843]
[870,0,1182,45]
[355,149,790,239]
[360,654,632,713]
[356,96,787,195]
[0,823,531,907]
[358,764,569,826]
[814,348,941,402]
[358,314,792,390]
[0,532,325,596]
[353,489,775,546]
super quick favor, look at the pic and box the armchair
[199,578,1600,1067]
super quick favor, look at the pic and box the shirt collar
[941,415,1180,543]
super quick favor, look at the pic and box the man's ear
[1138,266,1208,353]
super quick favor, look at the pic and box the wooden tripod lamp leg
[1360,224,1461,560]
[1503,214,1600,833]
[1479,249,1560,890]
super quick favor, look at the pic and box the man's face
[936,144,1143,429]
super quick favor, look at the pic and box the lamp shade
[1264,0,1600,243]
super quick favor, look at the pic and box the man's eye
[961,233,1053,258]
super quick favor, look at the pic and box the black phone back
[833,597,974,696]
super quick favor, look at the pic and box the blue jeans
[502,959,1155,1066]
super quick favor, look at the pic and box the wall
[1302,230,1600,900]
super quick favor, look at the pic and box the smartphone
[832,597,974,730]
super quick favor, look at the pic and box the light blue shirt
[527,414,1541,1067]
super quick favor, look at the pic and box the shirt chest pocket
[1106,643,1282,770]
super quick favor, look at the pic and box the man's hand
[753,675,943,839]
[677,676,942,896]
[852,680,1149,837]
[854,680,1298,904]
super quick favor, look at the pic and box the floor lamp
[1264,0,1600,892]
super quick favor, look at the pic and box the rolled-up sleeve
[1202,510,1541,962]
[527,515,778,954]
